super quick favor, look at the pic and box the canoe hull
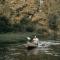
[25,43,37,50]
[27,45,37,50]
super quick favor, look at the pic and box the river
[0,40,60,60]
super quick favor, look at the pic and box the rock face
[0,0,60,32]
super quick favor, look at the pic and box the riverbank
[0,32,60,44]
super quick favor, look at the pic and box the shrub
[26,24,35,32]
[0,16,11,33]
[48,14,58,30]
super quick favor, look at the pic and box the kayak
[24,42,37,50]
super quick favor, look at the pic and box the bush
[48,14,58,30]
[37,28,48,34]
[0,16,11,33]
[26,24,35,32]
[15,16,36,32]
[0,15,38,33]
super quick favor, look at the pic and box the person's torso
[33,38,39,44]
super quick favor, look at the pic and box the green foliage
[16,16,35,32]
[37,28,48,34]
[0,16,12,33]
[26,24,35,32]
[20,16,30,24]
[0,0,5,4]
[0,15,36,33]
[48,14,58,30]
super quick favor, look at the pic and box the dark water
[0,40,60,60]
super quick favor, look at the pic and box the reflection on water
[0,40,60,60]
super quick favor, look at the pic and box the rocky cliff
[0,0,60,34]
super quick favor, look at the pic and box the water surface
[0,40,60,60]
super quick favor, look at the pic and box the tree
[0,16,10,33]
[48,14,58,30]
[48,13,58,40]
[19,16,30,32]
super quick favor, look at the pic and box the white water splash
[38,41,60,48]
[33,40,60,56]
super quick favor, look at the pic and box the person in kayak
[32,36,39,45]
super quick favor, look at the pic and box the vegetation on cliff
[0,0,60,36]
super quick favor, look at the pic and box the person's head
[34,36,36,38]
